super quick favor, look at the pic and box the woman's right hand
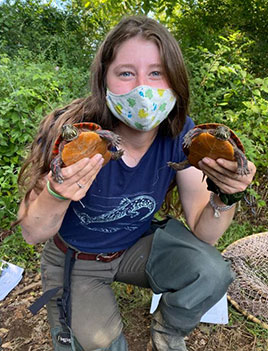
[47,153,104,202]
[19,153,104,245]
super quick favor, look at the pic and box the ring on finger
[77,182,85,189]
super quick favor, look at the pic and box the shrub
[0,0,94,68]
[0,53,89,229]
[184,35,268,171]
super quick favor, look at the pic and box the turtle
[168,123,249,175]
[51,122,124,183]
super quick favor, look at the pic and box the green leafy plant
[185,35,268,173]
[0,228,40,270]
[0,54,89,229]
[0,260,9,277]
[0,0,94,68]
[216,220,266,252]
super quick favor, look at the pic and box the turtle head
[215,125,230,141]
[61,124,78,141]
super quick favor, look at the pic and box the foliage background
[0,0,267,261]
[0,0,267,347]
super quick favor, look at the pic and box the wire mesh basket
[222,232,268,329]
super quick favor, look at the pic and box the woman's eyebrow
[148,64,162,68]
[114,63,162,70]
[114,64,136,70]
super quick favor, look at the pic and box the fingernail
[198,160,203,168]
[202,157,211,164]
[93,153,102,161]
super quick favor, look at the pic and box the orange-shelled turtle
[51,122,124,183]
[168,123,249,175]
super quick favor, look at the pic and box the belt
[53,234,125,262]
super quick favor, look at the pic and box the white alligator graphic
[73,196,156,232]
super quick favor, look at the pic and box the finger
[62,154,104,180]
[199,158,251,193]
[75,158,104,189]
[200,157,255,183]
[217,158,257,180]
[48,154,104,199]
[202,168,245,194]
[70,164,103,202]
[215,158,240,173]
[200,158,241,181]
[76,154,104,182]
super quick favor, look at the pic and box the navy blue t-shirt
[59,117,194,252]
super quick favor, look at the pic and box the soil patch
[1,272,267,351]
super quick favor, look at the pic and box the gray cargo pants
[40,219,234,351]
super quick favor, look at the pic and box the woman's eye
[119,71,133,77]
[151,71,162,77]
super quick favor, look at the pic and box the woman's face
[106,36,170,94]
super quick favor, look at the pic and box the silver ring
[77,182,85,189]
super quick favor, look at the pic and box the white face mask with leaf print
[106,85,176,131]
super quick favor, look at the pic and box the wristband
[209,193,236,218]
[206,177,245,206]
[46,181,69,201]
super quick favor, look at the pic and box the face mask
[106,85,176,131]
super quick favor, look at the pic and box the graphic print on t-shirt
[73,193,156,233]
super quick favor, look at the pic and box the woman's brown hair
[17,15,189,220]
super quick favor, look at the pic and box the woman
[17,16,256,351]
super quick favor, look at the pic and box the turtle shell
[184,123,245,169]
[53,122,112,166]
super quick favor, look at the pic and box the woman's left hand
[198,157,256,194]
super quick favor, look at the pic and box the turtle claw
[52,171,64,184]
[97,130,121,148]
[237,167,250,176]
[111,149,124,160]
[55,176,64,184]
[113,134,122,148]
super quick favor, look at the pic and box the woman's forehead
[111,36,162,65]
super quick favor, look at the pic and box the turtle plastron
[50,123,124,183]
[167,123,249,176]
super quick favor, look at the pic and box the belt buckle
[74,250,82,260]
[96,253,109,261]
[96,252,117,261]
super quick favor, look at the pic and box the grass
[228,306,268,349]
[216,220,266,252]
[0,227,41,271]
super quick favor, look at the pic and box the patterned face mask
[106,85,176,131]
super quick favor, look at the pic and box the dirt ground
[0,271,267,351]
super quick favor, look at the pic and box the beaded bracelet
[209,193,236,218]
[46,181,68,201]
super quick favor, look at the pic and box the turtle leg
[233,147,250,175]
[96,130,121,147]
[50,141,66,183]
[97,130,124,160]
[50,155,64,183]
[183,128,204,147]
[227,139,249,175]
[167,160,189,171]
